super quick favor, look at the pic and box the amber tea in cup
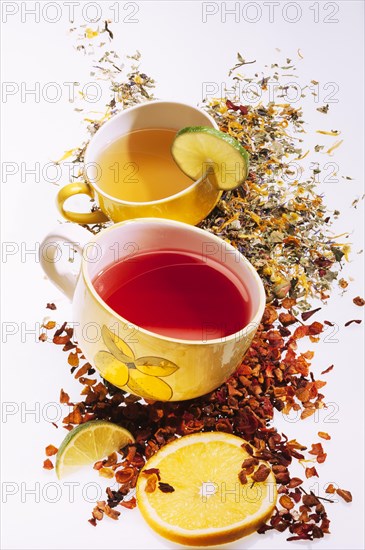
[95,128,193,202]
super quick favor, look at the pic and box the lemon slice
[136,432,277,546]
[55,420,134,479]
[171,126,249,190]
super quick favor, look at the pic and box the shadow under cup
[74,219,266,401]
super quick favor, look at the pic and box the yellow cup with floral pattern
[40,219,265,401]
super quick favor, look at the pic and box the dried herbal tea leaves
[41,30,357,546]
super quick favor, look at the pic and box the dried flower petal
[92,506,103,521]
[252,464,271,482]
[241,457,259,469]
[274,471,291,485]
[59,389,71,404]
[279,312,297,326]
[115,467,135,484]
[344,319,362,327]
[158,482,175,493]
[120,497,137,509]
[321,365,334,375]
[143,468,161,480]
[43,320,56,330]
[45,444,58,456]
[305,466,319,478]
[279,494,294,510]
[336,488,352,503]
[238,470,248,485]
[302,493,319,507]
[282,298,296,309]
[308,321,323,335]
[75,362,91,379]
[43,459,54,470]
[99,467,114,479]
[309,443,324,456]
[288,477,303,488]
[68,352,79,368]
[317,453,327,464]
[301,308,321,321]
[96,501,120,520]
[144,474,158,493]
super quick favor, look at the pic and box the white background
[1,1,364,549]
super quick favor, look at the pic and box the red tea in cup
[93,250,252,341]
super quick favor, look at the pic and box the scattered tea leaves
[68,352,79,368]
[321,365,334,375]
[336,489,352,503]
[353,296,365,306]
[238,470,248,485]
[279,494,294,510]
[43,459,54,470]
[252,465,271,483]
[144,474,158,493]
[143,468,161,480]
[344,319,362,327]
[301,308,321,321]
[120,497,137,509]
[158,482,175,493]
[42,320,56,330]
[309,443,324,456]
[317,104,329,114]
[59,389,71,404]
[305,467,319,479]
[45,445,58,456]
[318,432,331,441]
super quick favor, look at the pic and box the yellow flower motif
[94,326,178,401]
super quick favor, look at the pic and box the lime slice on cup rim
[171,126,250,191]
[55,420,134,478]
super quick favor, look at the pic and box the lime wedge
[171,126,249,190]
[55,420,134,478]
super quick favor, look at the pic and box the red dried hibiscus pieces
[43,301,348,541]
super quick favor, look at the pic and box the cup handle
[57,182,109,224]
[39,224,90,300]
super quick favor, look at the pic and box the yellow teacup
[57,101,221,226]
[40,219,265,401]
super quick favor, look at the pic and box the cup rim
[84,100,219,206]
[81,218,266,346]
